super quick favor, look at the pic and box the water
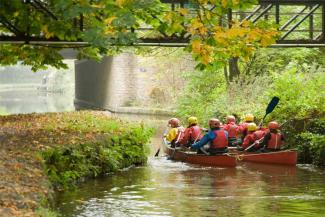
[0,63,75,114]
[54,119,325,217]
[54,159,325,217]
[0,89,74,114]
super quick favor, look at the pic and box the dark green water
[55,158,325,217]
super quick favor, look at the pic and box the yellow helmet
[244,114,254,122]
[188,116,198,125]
[247,123,257,131]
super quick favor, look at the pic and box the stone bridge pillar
[74,53,138,111]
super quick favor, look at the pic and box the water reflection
[55,157,325,217]
[0,63,75,114]
[0,90,74,114]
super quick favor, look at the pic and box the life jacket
[251,130,266,148]
[224,122,239,138]
[239,122,251,138]
[174,126,185,143]
[253,130,265,141]
[242,132,255,149]
[267,132,283,149]
[189,125,202,143]
[211,130,228,149]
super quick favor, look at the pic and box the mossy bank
[0,111,153,216]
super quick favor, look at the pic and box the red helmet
[268,121,279,130]
[226,115,236,123]
[168,118,180,127]
[209,118,221,128]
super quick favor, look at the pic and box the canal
[0,83,324,217]
[53,116,325,217]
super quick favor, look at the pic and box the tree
[0,0,279,71]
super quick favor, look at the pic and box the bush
[41,120,153,189]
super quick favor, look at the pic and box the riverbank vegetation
[0,111,153,216]
[176,47,325,167]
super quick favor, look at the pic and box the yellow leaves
[104,16,117,25]
[200,45,213,65]
[191,18,204,29]
[198,0,209,4]
[246,28,261,42]
[191,39,213,65]
[164,12,174,23]
[191,39,201,54]
[241,20,251,28]
[41,25,54,39]
[13,12,19,17]
[188,18,207,36]
[116,0,127,7]
[227,27,246,38]
[199,26,208,36]
[232,0,239,6]
[221,0,228,8]
[92,2,105,9]
[104,17,118,34]
[260,35,275,47]
[177,8,189,16]
[205,11,212,20]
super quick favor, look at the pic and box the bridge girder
[0,0,324,47]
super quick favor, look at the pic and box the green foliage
[0,0,167,70]
[294,118,325,167]
[176,69,226,125]
[0,0,279,71]
[41,118,154,189]
[242,48,325,76]
[176,47,325,166]
[265,67,325,121]
[35,207,58,217]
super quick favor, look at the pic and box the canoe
[162,139,237,167]
[230,149,297,166]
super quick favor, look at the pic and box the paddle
[244,96,280,152]
[258,96,280,127]
[155,127,168,157]
[244,122,287,152]
[244,136,264,151]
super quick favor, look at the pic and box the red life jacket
[211,130,228,149]
[239,122,250,138]
[267,132,283,149]
[242,133,255,149]
[253,130,265,141]
[190,125,202,143]
[224,122,239,138]
[252,130,266,148]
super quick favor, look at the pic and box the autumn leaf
[177,8,189,16]
[104,16,117,25]
[221,0,228,8]
[41,25,54,39]
[191,39,201,53]
[116,0,127,7]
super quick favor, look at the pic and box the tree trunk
[228,57,240,82]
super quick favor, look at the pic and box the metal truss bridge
[0,0,324,47]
